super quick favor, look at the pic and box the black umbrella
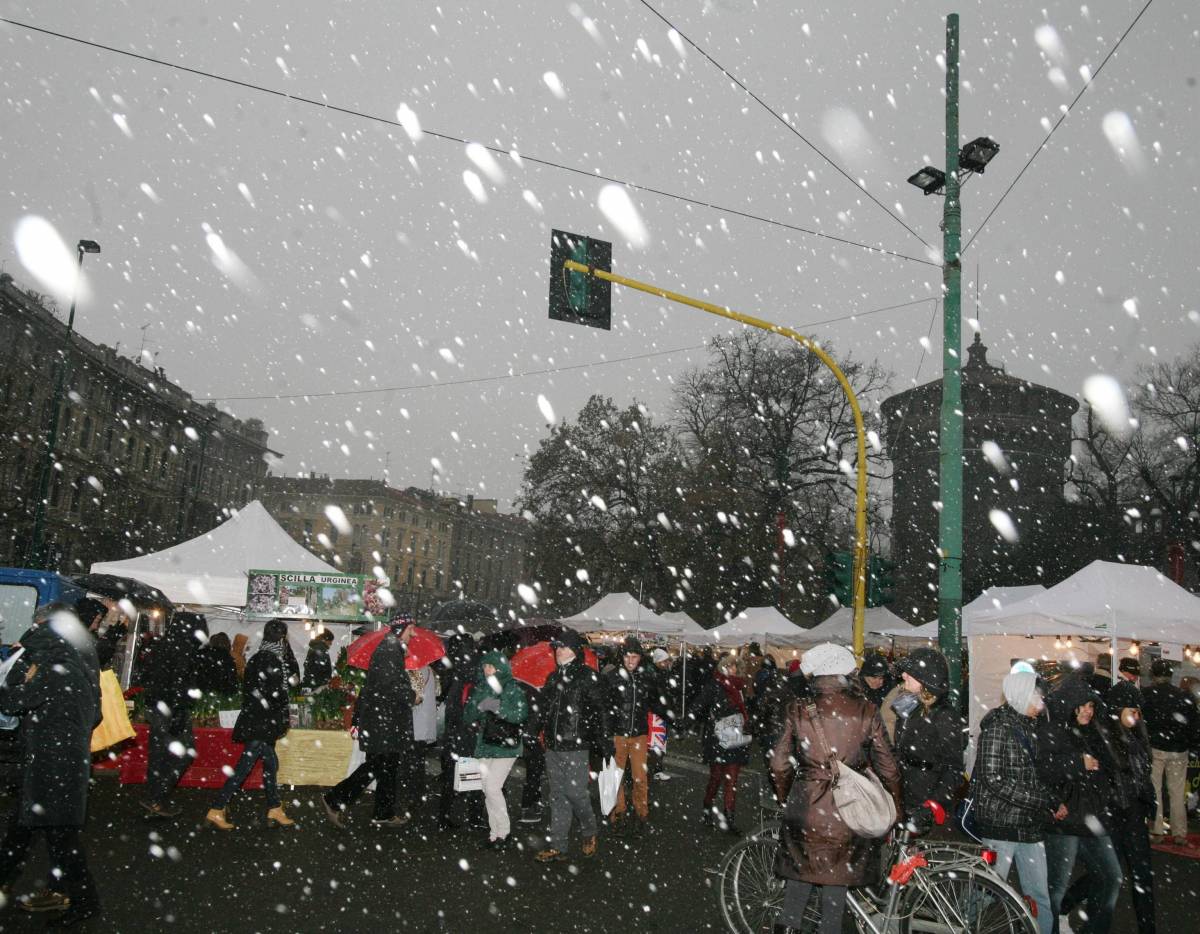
[429,600,498,624]
[70,574,175,610]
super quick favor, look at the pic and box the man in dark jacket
[140,611,206,820]
[435,635,485,832]
[534,630,612,862]
[1142,658,1198,846]
[974,668,1063,934]
[858,652,894,710]
[604,637,660,832]
[192,632,239,697]
[301,630,336,692]
[323,621,415,829]
[1039,675,1123,934]
[0,605,101,926]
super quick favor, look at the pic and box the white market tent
[90,500,338,607]
[963,585,1047,620]
[660,610,717,645]
[709,606,807,647]
[808,606,904,648]
[966,561,1200,757]
[559,592,682,635]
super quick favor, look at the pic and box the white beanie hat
[1003,669,1041,714]
[651,648,670,664]
[800,643,857,678]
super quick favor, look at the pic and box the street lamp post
[907,15,999,706]
[26,239,101,569]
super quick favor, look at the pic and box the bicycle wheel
[719,836,832,934]
[897,867,1038,934]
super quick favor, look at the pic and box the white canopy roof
[800,606,896,647]
[709,606,807,646]
[964,585,1047,616]
[559,592,682,635]
[870,617,940,641]
[966,561,1200,643]
[90,500,338,607]
[659,610,717,643]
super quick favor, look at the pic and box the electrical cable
[964,0,1155,253]
[199,294,937,402]
[0,17,939,268]
[637,0,933,251]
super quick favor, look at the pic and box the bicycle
[718,817,1037,934]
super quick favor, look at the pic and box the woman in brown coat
[770,643,902,934]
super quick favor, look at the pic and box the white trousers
[478,757,517,840]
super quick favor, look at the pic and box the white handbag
[804,704,896,838]
[715,713,753,750]
[453,756,483,792]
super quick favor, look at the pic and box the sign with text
[246,570,383,621]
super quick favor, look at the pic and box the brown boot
[266,806,296,827]
[581,835,598,857]
[205,808,234,831]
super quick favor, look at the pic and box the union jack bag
[647,712,667,755]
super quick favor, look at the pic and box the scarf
[261,640,285,661]
[715,671,748,721]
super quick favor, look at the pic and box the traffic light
[867,555,895,607]
[824,551,854,607]
[548,229,611,330]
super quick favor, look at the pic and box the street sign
[548,229,611,330]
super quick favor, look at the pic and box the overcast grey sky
[2,0,1196,509]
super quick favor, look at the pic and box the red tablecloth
[118,724,262,789]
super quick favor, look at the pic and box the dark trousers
[146,708,194,805]
[1050,833,1122,934]
[778,879,847,933]
[438,748,484,824]
[327,753,398,820]
[399,740,426,811]
[520,740,545,810]
[1108,803,1156,934]
[0,811,99,911]
[214,740,280,809]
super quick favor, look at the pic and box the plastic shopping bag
[597,756,623,816]
[90,669,137,752]
[454,756,483,793]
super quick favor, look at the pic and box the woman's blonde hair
[718,654,741,676]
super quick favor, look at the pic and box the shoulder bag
[804,703,897,839]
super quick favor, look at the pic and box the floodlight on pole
[907,166,947,196]
[959,136,1000,173]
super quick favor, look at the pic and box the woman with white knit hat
[972,666,1065,934]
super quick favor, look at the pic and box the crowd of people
[0,597,1197,932]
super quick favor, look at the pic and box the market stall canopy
[801,607,895,647]
[966,561,1200,643]
[865,613,939,642]
[709,606,807,646]
[659,610,717,644]
[559,592,681,635]
[90,500,338,607]
[963,585,1047,617]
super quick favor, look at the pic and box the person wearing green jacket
[464,651,529,848]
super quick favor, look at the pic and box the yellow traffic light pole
[563,259,869,656]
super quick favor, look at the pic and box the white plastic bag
[597,756,623,816]
[454,756,483,792]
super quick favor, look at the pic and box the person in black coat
[690,654,752,833]
[323,620,415,828]
[891,648,966,828]
[206,619,294,830]
[1142,658,1199,845]
[436,635,485,832]
[141,611,206,820]
[0,604,102,925]
[858,652,894,710]
[193,632,240,697]
[1038,675,1123,934]
[301,631,336,692]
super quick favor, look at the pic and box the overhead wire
[964,0,1155,253]
[636,0,933,251]
[0,17,938,267]
[200,295,938,402]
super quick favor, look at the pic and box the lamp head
[906,166,946,196]
[78,240,101,255]
[959,137,1000,173]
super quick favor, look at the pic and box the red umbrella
[345,626,446,671]
[510,641,598,689]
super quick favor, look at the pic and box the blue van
[0,567,87,645]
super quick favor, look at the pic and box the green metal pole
[938,13,965,705]
[27,247,86,569]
